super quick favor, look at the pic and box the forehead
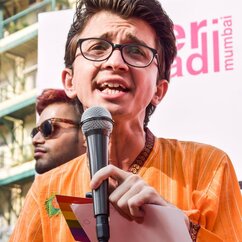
[79,11,157,46]
[37,103,77,125]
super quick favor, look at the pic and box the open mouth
[98,82,128,94]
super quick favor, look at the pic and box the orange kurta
[10,137,242,242]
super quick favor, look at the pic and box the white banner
[37,1,242,180]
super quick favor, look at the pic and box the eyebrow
[98,32,150,47]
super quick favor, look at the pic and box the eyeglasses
[30,118,80,139]
[77,38,159,68]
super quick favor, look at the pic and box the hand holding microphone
[81,106,189,240]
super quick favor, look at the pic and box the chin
[35,165,52,174]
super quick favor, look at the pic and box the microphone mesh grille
[81,106,113,134]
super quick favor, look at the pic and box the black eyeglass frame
[77,37,160,70]
[30,118,80,139]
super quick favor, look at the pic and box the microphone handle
[86,129,110,241]
[96,214,109,242]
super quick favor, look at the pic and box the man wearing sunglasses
[31,88,85,174]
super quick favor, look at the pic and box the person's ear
[151,79,168,106]
[62,68,77,98]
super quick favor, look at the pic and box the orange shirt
[10,137,242,242]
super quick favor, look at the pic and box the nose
[32,132,45,146]
[102,49,129,72]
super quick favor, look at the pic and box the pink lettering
[171,15,233,77]
[212,19,220,72]
[190,20,207,49]
[174,25,185,50]
[187,33,208,75]
[171,56,183,77]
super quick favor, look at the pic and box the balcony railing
[0,142,34,168]
[0,0,57,39]
[0,64,37,102]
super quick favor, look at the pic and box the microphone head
[81,106,113,135]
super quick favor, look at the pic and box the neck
[108,125,146,170]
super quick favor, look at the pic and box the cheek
[135,69,157,93]
[135,65,158,83]
[73,58,99,78]
[72,62,97,92]
[71,77,88,104]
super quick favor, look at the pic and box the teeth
[107,83,118,88]
[102,88,121,94]
[100,82,125,89]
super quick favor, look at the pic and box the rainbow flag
[56,195,93,242]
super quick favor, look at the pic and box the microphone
[81,106,113,242]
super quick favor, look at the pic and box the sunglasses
[30,118,80,139]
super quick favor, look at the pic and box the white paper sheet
[71,203,192,242]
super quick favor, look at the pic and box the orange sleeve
[186,154,242,242]
[9,179,43,242]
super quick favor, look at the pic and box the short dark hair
[36,88,83,117]
[64,0,177,126]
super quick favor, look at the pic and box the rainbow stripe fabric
[56,195,93,242]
